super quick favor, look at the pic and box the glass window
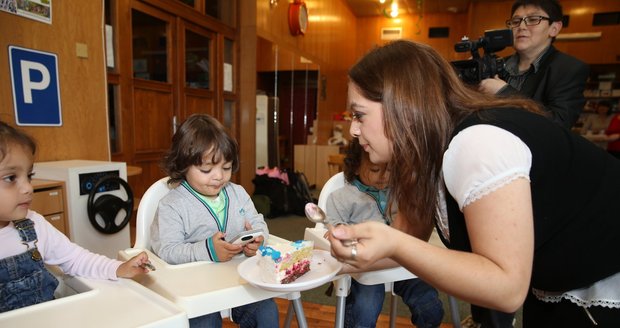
[107,84,120,153]
[104,1,112,24]
[175,0,195,7]
[104,0,116,72]
[223,100,235,131]
[132,10,168,82]
[185,30,211,89]
[206,0,235,27]
[223,38,234,92]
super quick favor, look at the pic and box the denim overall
[0,219,59,313]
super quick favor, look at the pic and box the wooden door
[128,3,178,196]
[180,21,216,118]
[109,0,239,198]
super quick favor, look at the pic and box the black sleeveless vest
[438,108,620,292]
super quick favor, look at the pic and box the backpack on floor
[252,173,292,218]
[287,171,315,216]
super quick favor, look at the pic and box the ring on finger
[350,244,357,260]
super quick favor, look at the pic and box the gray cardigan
[325,183,394,225]
[150,182,269,264]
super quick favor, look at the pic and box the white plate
[238,249,342,292]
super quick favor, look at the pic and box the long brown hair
[348,40,541,226]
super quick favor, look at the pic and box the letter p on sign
[9,46,62,126]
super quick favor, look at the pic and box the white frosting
[258,240,313,284]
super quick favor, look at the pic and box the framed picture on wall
[1,0,52,24]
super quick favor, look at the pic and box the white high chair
[126,177,308,327]
[304,172,462,328]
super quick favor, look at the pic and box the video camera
[451,29,513,85]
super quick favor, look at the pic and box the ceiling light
[390,1,399,17]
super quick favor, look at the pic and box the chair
[304,172,462,328]
[327,153,345,177]
[131,177,308,328]
[132,177,177,250]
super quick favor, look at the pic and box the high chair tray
[0,275,187,327]
[118,235,298,318]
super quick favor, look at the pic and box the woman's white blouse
[439,124,620,309]
[443,124,531,210]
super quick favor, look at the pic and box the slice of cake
[258,240,314,284]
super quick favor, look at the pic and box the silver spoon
[304,203,357,247]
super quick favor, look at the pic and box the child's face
[0,144,34,227]
[358,156,389,190]
[185,150,232,198]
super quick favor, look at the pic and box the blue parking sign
[9,46,62,126]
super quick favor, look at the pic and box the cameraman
[479,0,588,130]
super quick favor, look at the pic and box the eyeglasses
[505,16,551,28]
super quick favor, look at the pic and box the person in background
[326,138,443,328]
[327,39,620,327]
[479,0,589,129]
[604,106,620,159]
[0,121,151,313]
[581,101,616,149]
[150,114,279,328]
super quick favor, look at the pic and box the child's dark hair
[162,114,239,183]
[0,121,36,162]
[343,138,364,183]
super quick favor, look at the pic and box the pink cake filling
[280,259,311,284]
[258,240,314,284]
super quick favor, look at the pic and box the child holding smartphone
[150,114,278,328]
[0,121,151,313]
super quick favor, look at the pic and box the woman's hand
[116,251,151,278]
[327,221,399,270]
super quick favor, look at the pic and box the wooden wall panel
[133,158,167,197]
[355,12,469,61]
[2,0,617,185]
[184,94,215,117]
[256,0,358,145]
[132,87,174,152]
[257,37,278,72]
[0,2,109,162]
[467,0,620,63]
[555,0,620,64]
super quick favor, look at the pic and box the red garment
[606,114,620,152]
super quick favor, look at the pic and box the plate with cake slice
[238,240,342,292]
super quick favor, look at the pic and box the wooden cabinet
[31,179,69,237]
[294,144,340,189]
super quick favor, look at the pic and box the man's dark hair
[511,0,563,22]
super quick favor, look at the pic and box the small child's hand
[116,251,151,278]
[241,221,263,257]
[243,235,264,257]
[212,231,243,262]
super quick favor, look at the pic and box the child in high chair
[150,114,279,328]
[0,121,151,313]
[326,138,444,328]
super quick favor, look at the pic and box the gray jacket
[325,183,395,226]
[151,182,269,264]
